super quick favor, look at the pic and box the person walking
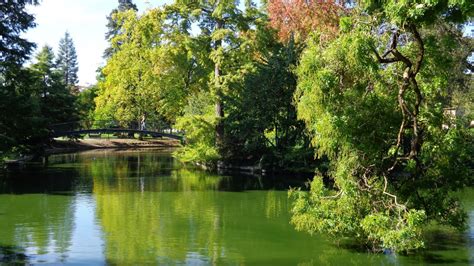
[140,113,146,131]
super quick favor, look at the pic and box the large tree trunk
[215,19,224,148]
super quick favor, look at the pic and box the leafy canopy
[290,0,473,252]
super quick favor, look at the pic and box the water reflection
[78,150,316,264]
[94,187,292,264]
[0,194,75,263]
[89,157,262,264]
[0,149,472,264]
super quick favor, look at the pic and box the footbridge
[50,120,184,141]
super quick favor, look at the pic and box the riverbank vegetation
[1,0,473,253]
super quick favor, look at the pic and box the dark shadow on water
[0,166,91,195]
[216,172,311,192]
[0,245,29,264]
[412,252,470,265]
[0,175,79,195]
[48,191,76,196]
[407,228,472,265]
[334,229,472,265]
[424,229,467,251]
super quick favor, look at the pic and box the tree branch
[409,25,424,75]
[372,46,400,64]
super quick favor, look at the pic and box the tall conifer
[56,31,79,88]
[32,45,77,124]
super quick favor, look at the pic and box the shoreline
[45,138,181,155]
[3,138,180,168]
[4,139,314,177]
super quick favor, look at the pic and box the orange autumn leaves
[268,0,344,43]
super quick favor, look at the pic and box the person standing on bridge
[140,113,147,131]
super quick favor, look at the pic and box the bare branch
[321,190,343,199]
[372,46,400,64]
[383,174,407,211]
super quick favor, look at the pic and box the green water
[0,149,472,265]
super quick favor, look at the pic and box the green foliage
[0,67,44,155]
[95,1,286,164]
[289,176,371,239]
[0,0,46,156]
[174,0,262,149]
[222,25,314,169]
[361,0,474,25]
[0,6,80,156]
[0,0,37,68]
[30,45,77,126]
[104,0,138,58]
[361,210,426,251]
[175,91,219,164]
[296,29,397,161]
[95,8,210,125]
[76,86,98,121]
[291,6,473,252]
[176,0,307,163]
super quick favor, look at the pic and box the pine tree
[103,0,138,58]
[56,31,79,88]
[34,46,55,76]
[32,45,56,97]
[32,45,77,125]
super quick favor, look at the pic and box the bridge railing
[50,120,184,136]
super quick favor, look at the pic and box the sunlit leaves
[291,5,473,251]
[361,0,474,25]
[95,8,209,124]
[175,91,219,163]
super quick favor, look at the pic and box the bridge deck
[52,128,184,141]
[50,120,185,141]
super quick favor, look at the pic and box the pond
[0,149,472,265]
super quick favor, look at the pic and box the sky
[24,0,172,86]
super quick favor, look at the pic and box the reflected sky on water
[0,149,472,265]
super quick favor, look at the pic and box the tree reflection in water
[0,150,472,264]
[89,151,292,264]
[0,194,75,263]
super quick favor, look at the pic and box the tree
[0,68,43,155]
[95,1,261,163]
[31,45,56,104]
[290,1,474,252]
[104,0,138,58]
[56,31,79,89]
[76,85,98,121]
[172,0,260,152]
[0,0,43,155]
[30,45,77,125]
[223,25,314,169]
[0,0,37,68]
[95,6,212,133]
[175,91,220,163]
[267,0,343,43]
[95,0,319,168]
